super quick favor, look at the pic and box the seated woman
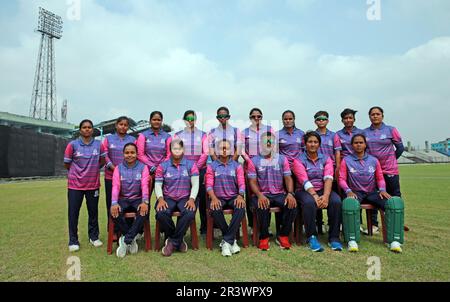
[205,139,246,257]
[248,132,297,251]
[154,139,200,257]
[292,131,343,252]
[110,143,150,258]
[339,134,404,253]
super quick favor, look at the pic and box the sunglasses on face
[315,118,328,122]
[185,116,196,122]
[262,138,274,144]
[217,114,230,119]
[251,115,262,120]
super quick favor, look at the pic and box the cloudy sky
[1,0,449,147]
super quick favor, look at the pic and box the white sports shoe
[389,241,403,253]
[90,239,103,247]
[69,244,80,252]
[128,239,139,254]
[134,233,144,241]
[230,240,241,254]
[221,241,232,257]
[348,240,359,252]
[116,236,127,258]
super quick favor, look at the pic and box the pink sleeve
[190,162,199,176]
[64,143,73,163]
[100,141,107,158]
[334,134,342,150]
[111,167,121,205]
[282,157,291,175]
[292,159,308,185]
[338,159,350,193]
[375,160,386,191]
[196,134,209,170]
[136,134,151,167]
[236,164,246,194]
[165,136,172,160]
[205,165,214,191]
[102,137,112,166]
[141,165,150,202]
[324,158,334,178]
[155,164,164,182]
[392,128,402,144]
[246,159,256,176]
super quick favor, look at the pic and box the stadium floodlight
[37,7,63,39]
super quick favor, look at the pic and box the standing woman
[154,139,200,257]
[136,111,172,192]
[64,119,106,252]
[339,134,404,253]
[102,116,136,230]
[173,110,209,235]
[277,110,305,167]
[205,139,246,257]
[110,143,150,258]
[242,108,274,229]
[292,131,343,252]
[364,107,405,230]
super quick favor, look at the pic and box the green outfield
[1,164,449,282]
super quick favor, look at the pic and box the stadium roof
[0,111,76,137]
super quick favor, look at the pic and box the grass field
[1,164,449,282]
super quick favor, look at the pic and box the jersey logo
[380,134,387,139]
[75,151,83,157]
[349,167,357,173]
[258,166,266,172]
[110,144,116,149]
[182,169,189,177]
[146,139,151,143]
[136,173,142,180]
[230,170,236,177]
[165,172,172,178]
[92,149,99,156]
[160,139,166,144]
[368,166,375,173]
[280,139,287,144]
[296,138,302,143]
[328,140,333,146]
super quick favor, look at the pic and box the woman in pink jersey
[206,139,246,257]
[154,139,199,257]
[364,106,405,231]
[102,116,135,234]
[173,110,209,235]
[136,111,172,197]
[110,143,150,258]
[339,134,403,253]
[64,119,106,252]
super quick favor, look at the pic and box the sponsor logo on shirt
[110,144,116,149]
[328,140,333,146]
[296,138,302,143]
[75,151,82,157]
[182,169,189,177]
[165,172,172,178]
[380,134,387,139]
[230,170,236,177]
[136,173,142,181]
[92,149,98,156]
[160,139,165,144]
[349,167,357,173]
[280,139,287,144]
[368,166,375,174]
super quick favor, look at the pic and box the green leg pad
[385,197,405,244]
[342,198,361,243]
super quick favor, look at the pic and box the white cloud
[0,0,449,147]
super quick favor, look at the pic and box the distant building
[0,111,75,138]
[431,138,450,156]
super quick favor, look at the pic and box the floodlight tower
[30,7,63,121]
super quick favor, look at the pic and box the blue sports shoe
[308,236,324,252]
[328,241,343,251]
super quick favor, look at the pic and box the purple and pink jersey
[315,129,340,163]
[155,157,199,201]
[247,154,291,195]
[173,128,208,170]
[242,124,274,161]
[292,153,334,192]
[364,123,403,175]
[102,133,136,180]
[208,125,242,157]
[334,127,364,158]
[205,159,246,200]
[339,153,386,194]
[64,138,106,190]
[111,161,150,205]
[277,127,305,165]
[136,129,172,170]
